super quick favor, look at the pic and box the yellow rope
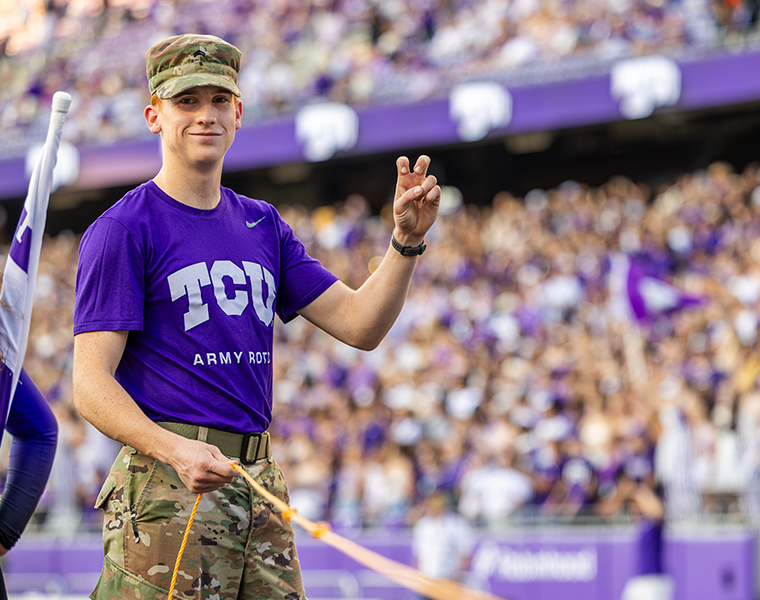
[167,492,202,600]
[228,462,505,600]
[168,463,507,600]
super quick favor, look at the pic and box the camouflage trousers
[90,446,305,600]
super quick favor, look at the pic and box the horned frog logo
[295,102,359,162]
[449,82,512,142]
[611,55,682,120]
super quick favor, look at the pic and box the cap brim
[156,73,241,99]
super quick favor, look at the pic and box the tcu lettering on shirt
[167,260,276,331]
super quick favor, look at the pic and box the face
[144,85,242,171]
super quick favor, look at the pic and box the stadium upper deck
[0,0,754,161]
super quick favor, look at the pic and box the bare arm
[72,330,237,493]
[299,155,440,350]
[631,483,666,522]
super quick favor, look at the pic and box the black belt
[157,422,271,464]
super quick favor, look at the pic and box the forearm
[301,235,421,350]
[346,235,421,347]
[0,372,58,551]
[0,436,57,550]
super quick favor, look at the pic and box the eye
[214,95,231,104]
[176,96,196,105]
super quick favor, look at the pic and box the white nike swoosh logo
[246,217,265,228]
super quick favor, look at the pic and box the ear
[145,104,161,134]
[235,98,242,131]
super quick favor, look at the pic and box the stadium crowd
[6,157,760,534]
[0,0,756,159]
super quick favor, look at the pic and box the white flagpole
[623,321,649,393]
[0,91,71,425]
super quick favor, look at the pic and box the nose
[196,102,217,125]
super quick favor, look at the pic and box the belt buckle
[240,432,261,465]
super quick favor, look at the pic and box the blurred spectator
[737,389,760,522]
[655,402,702,519]
[458,448,534,526]
[412,491,474,585]
[598,473,673,600]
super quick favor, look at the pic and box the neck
[152,162,224,210]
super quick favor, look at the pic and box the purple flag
[0,92,71,439]
[625,255,704,322]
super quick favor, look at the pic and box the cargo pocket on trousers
[94,477,116,510]
[90,555,167,600]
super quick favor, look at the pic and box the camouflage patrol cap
[146,34,241,99]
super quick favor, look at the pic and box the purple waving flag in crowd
[623,254,704,322]
[0,92,71,442]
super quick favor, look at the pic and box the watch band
[391,233,426,256]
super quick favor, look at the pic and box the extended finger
[396,156,410,175]
[413,155,431,176]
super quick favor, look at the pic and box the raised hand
[393,155,441,245]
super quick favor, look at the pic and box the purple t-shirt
[74,181,338,433]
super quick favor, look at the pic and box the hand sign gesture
[393,155,441,246]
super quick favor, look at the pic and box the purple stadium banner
[3,527,755,600]
[1,48,760,201]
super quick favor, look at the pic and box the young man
[72,34,440,600]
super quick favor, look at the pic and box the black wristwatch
[391,233,426,256]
